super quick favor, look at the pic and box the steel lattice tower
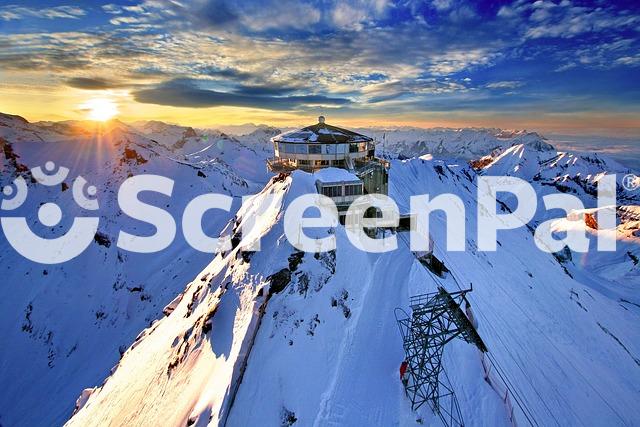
[396,287,487,427]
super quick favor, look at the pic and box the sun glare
[81,98,118,121]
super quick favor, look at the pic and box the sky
[0,0,639,135]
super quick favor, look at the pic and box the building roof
[314,167,361,184]
[273,116,373,144]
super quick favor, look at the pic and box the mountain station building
[267,116,390,213]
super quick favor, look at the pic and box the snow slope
[362,127,548,161]
[66,170,507,427]
[129,120,277,187]
[68,159,640,426]
[476,141,640,308]
[477,140,635,197]
[0,113,272,426]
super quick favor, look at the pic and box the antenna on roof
[318,115,325,124]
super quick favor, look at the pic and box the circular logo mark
[622,174,639,191]
[1,161,100,264]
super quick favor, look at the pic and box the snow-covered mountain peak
[0,112,29,125]
[476,139,636,200]
[523,138,555,152]
[241,125,281,141]
[66,159,640,426]
[364,126,554,160]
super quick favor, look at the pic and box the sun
[80,98,118,121]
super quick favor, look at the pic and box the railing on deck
[267,155,388,174]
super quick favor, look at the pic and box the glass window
[322,186,342,197]
[294,144,307,154]
[336,144,346,154]
[345,184,363,196]
[349,144,359,153]
[308,144,321,154]
[324,144,336,154]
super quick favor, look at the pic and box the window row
[320,184,363,198]
[321,186,343,197]
[344,184,363,196]
[277,142,368,155]
[298,160,332,166]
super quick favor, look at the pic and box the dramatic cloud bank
[0,0,638,132]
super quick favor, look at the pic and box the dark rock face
[267,269,292,296]
[287,251,305,271]
[1,137,29,174]
[122,147,148,165]
[94,232,112,248]
[584,213,599,230]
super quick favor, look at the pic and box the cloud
[123,0,388,33]
[553,37,640,71]
[432,0,453,12]
[0,36,93,71]
[362,76,468,104]
[615,55,640,67]
[199,66,256,80]
[486,81,524,90]
[123,5,146,14]
[102,4,122,14]
[132,79,352,110]
[332,3,368,30]
[0,5,85,21]
[65,77,126,90]
[110,16,149,25]
[1,0,638,122]
[332,0,391,30]
[239,0,321,31]
[100,0,325,32]
[233,83,301,96]
[426,49,497,75]
[0,30,170,76]
[447,5,476,22]
[193,0,240,28]
[498,0,640,40]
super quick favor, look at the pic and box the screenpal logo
[1,161,99,264]
[0,163,620,264]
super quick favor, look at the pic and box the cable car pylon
[395,286,487,427]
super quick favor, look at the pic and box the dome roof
[273,117,373,144]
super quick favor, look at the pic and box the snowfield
[1,113,639,426]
